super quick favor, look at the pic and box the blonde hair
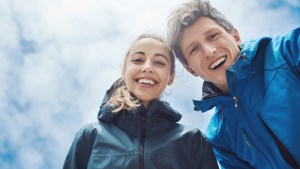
[105,33,175,112]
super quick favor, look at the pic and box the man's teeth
[138,79,155,84]
[210,56,226,69]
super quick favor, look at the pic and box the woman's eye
[131,58,144,63]
[154,61,166,66]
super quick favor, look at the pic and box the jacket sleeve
[63,124,97,169]
[212,145,254,169]
[191,130,219,169]
[274,27,300,75]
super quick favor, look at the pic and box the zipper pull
[233,96,238,108]
[242,129,252,148]
[240,52,247,60]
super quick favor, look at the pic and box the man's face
[180,17,241,87]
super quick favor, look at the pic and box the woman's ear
[184,66,198,77]
[168,73,175,86]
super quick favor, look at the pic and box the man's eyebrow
[184,28,220,53]
[204,28,219,35]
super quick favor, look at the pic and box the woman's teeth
[138,79,155,84]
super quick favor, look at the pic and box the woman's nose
[141,61,153,73]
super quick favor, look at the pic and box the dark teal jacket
[194,28,300,169]
[63,82,219,169]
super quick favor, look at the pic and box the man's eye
[189,46,198,55]
[209,33,219,40]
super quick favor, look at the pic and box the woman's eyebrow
[154,53,169,61]
[131,51,145,56]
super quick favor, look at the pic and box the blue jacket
[193,28,300,169]
[63,80,219,169]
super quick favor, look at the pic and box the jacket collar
[97,79,182,123]
[193,37,272,113]
[202,81,223,100]
[193,81,230,112]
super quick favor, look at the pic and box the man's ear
[168,73,175,86]
[184,66,199,77]
[232,28,241,45]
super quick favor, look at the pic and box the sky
[0,0,299,168]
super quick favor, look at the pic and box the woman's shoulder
[173,123,212,147]
[176,123,207,138]
[74,122,105,139]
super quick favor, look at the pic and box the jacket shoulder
[177,123,210,143]
[71,122,105,152]
[63,122,101,169]
[75,122,100,139]
[179,124,219,168]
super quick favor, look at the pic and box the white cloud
[18,147,44,169]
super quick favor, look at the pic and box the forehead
[180,17,226,43]
[129,38,169,54]
[185,17,224,34]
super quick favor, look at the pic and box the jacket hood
[97,78,182,123]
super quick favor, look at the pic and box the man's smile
[209,56,226,70]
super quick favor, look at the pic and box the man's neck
[214,83,229,94]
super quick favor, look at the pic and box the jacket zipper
[240,114,279,167]
[230,66,281,168]
[242,129,252,148]
[233,96,238,108]
[139,113,146,169]
[241,127,276,166]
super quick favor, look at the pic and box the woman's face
[123,37,175,108]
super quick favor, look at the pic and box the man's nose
[203,44,216,59]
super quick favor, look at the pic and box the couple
[63,0,300,168]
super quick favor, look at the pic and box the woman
[63,33,218,169]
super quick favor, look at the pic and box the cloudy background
[0,0,299,168]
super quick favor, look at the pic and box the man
[167,0,300,168]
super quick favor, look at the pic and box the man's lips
[209,56,226,70]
